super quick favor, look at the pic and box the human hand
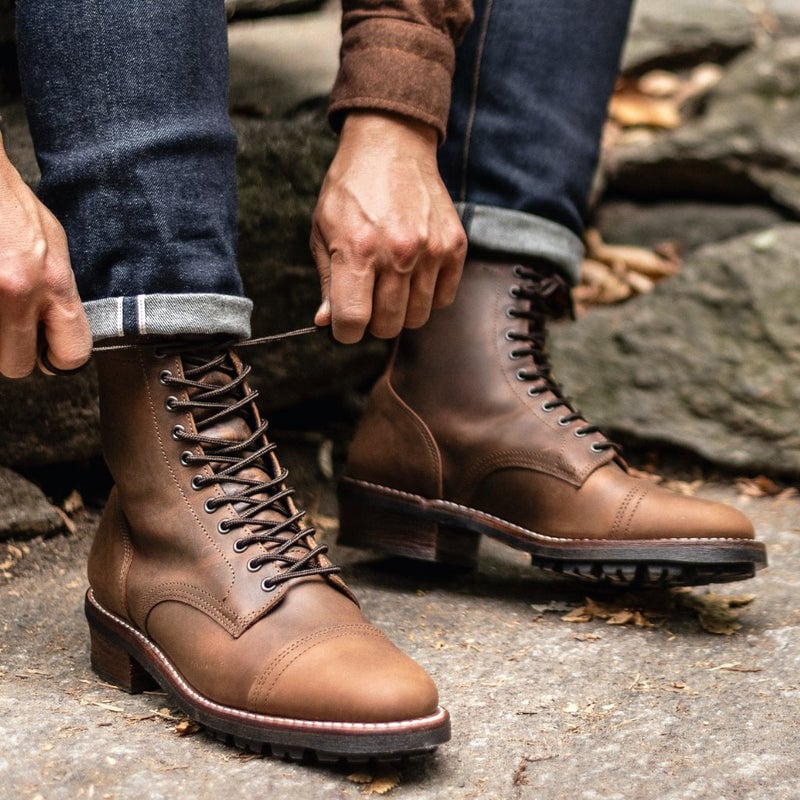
[310,112,466,344]
[0,140,92,378]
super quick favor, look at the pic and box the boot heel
[338,484,480,568]
[89,626,157,694]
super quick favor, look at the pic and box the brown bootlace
[157,340,340,592]
[506,265,620,454]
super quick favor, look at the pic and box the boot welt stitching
[344,478,753,545]
[88,590,445,733]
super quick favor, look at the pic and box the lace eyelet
[509,350,522,361]
[153,348,167,359]
[574,429,589,438]
[171,424,185,441]
[512,265,524,278]
[247,558,260,573]
[203,498,217,513]
[515,368,528,381]
[541,401,556,412]
[179,450,193,466]
[508,285,521,299]
[218,519,231,534]
[232,539,247,553]
[504,330,517,342]
[527,387,543,397]
[190,475,204,490]
[165,395,178,411]
[505,307,518,320]
[261,578,277,593]
[557,417,571,427]
[159,369,172,384]
[590,442,605,453]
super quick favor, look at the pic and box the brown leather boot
[339,259,767,586]
[86,342,448,761]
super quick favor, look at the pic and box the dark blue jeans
[15,0,631,341]
[439,0,633,282]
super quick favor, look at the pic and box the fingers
[310,225,332,328]
[40,297,93,375]
[328,250,375,344]
[0,312,38,378]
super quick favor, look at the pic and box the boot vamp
[145,579,439,722]
[470,462,755,541]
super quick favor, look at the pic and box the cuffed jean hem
[83,293,253,342]
[457,203,584,285]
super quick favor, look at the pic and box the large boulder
[0,466,68,540]
[595,200,787,254]
[550,225,800,477]
[622,0,756,73]
[608,38,800,216]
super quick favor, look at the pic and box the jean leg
[440,0,633,282]
[15,0,251,340]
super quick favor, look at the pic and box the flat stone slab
[1,481,797,799]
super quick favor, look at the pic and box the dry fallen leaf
[174,719,202,736]
[674,589,756,636]
[363,772,401,796]
[62,489,84,515]
[347,773,374,785]
[637,69,683,98]
[348,770,401,796]
[609,89,681,129]
[735,475,783,498]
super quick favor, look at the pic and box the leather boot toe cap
[249,627,440,724]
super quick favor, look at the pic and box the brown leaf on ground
[62,489,84,515]
[347,774,374,785]
[735,476,783,498]
[673,589,756,635]
[609,89,681,129]
[174,719,202,736]
[561,597,659,628]
[560,590,755,635]
[348,770,401,796]
[577,230,682,312]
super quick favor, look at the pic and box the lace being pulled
[506,265,619,455]
[158,345,340,592]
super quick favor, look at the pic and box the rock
[0,0,18,102]
[595,200,787,253]
[0,466,67,540]
[550,225,800,477]
[0,0,14,45]
[608,38,800,217]
[622,0,756,73]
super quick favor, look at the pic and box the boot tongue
[186,358,291,523]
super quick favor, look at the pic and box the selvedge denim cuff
[84,293,253,342]
[457,203,584,285]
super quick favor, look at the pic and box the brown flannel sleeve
[328,0,474,142]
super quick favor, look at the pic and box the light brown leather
[347,259,755,543]
[89,345,438,724]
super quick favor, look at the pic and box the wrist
[339,110,438,154]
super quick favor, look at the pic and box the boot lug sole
[338,477,767,588]
[84,589,450,763]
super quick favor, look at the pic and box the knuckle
[0,269,35,303]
